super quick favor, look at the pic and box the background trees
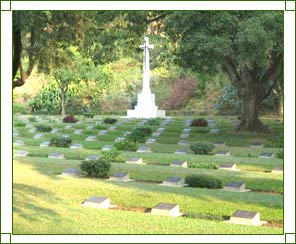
[164,11,283,132]
[13,10,283,132]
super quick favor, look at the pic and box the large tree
[164,11,283,132]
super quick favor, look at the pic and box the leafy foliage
[103,117,117,124]
[114,140,137,151]
[189,163,218,170]
[36,124,52,132]
[191,118,208,127]
[100,148,121,161]
[145,118,161,126]
[49,136,72,147]
[84,112,95,118]
[162,78,197,109]
[80,159,111,178]
[190,142,215,155]
[185,174,223,189]
[63,115,78,123]
[128,127,152,142]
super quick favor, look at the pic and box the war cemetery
[12,11,283,234]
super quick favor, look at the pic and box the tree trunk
[236,93,270,133]
[61,90,66,117]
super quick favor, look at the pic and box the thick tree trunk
[61,90,66,117]
[237,95,267,132]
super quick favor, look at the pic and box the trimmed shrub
[80,159,111,178]
[145,118,160,126]
[189,162,218,169]
[103,117,117,124]
[190,142,214,155]
[36,124,52,132]
[114,140,137,151]
[63,115,78,123]
[191,118,208,127]
[185,175,223,189]
[128,127,152,142]
[14,122,26,127]
[84,112,95,118]
[100,148,121,161]
[50,136,72,147]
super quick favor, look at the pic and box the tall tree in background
[165,11,283,132]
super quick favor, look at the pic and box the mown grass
[13,161,282,234]
[16,156,283,193]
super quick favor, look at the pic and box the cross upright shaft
[140,37,154,94]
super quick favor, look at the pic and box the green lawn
[13,115,284,234]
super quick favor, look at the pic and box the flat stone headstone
[271,165,283,174]
[13,132,19,137]
[99,130,108,135]
[175,149,188,155]
[86,125,94,130]
[183,128,191,133]
[123,131,132,137]
[170,160,187,168]
[109,126,117,131]
[157,128,165,132]
[62,168,80,177]
[259,152,274,158]
[223,182,246,192]
[83,196,111,209]
[51,128,59,134]
[15,150,29,157]
[151,203,182,217]
[180,134,190,138]
[114,137,125,142]
[126,157,143,164]
[61,134,70,138]
[86,136,97,141]
[209,128,219,134]
[137,146,151,153]
[48,152,64,159]
[162,177,185,186]
[85,154,100,161]
[213,141,226,147]
[65,125,73,129]
[228,210,267,226]
[102,145,113,151]
[219,163,237,170]
[215,150,230,156]
[25,124,34,128]
[39,141,50,148]
[74,129,83,134]
[13,140,24,146]
[178,140,189,146]
[70,143,83,149]
[250,143,263,148]
[145,138,156,144]
[152,132,161,137]
[28,128,37,133]
[109,172,130,181]
[33,134,43,139]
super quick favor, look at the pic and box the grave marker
[28,128,37,133]
[213,141,226,147]
[40,141,50,148]
[223,182,246,192]
[51,128,59,134]
[180,134,190,138]
[250,143,263,148]
[102,145,113,151]
[98,130,108,135]
[123,131,132,137]
[152,132,161,137]
[33,134,43,139]
[162,177,185,187]
[157,128,165,132]
[74,129,83,134]
[15,150,29,157]
[183,128,191,133]
[178,140,189,146]
[86,136,97,141]
[70,144,83,149]
[126,157,144,164]
[219,163,237,171]
[48,152,64,159]
[170,160,187,168]
[227,210,267,226]
[85,155,100,161]
[137,146,151,153]
[174,149,188,155]
[65,125,73,129]
[145,138,156,144]
[209,128,219,134]
[259,152,274,158]
[109,172,130,181]
[83,196,111,209]
[86,125,94,130]
[215,150,230,156]
[109,126,117,131]
[13,140,24,146]
[151,203,182,217]
[62,168,80,177]
[114,137,125,142]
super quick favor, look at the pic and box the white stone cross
[140,37,154,94]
